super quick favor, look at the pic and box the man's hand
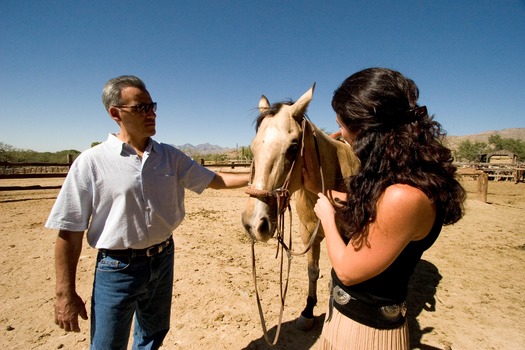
[55,293,88,332]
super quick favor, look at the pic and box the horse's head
[242,85,315,242]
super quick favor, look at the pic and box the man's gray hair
[102,75,146,111]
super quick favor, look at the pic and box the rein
[244,117,325,346]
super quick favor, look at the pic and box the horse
[241,84,360,330]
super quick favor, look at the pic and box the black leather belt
[329,269,407,329]
[100,236,173,258]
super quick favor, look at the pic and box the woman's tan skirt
[318,307,409,350]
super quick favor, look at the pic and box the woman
[304,68,466,349]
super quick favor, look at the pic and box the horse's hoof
[296,315,315,331]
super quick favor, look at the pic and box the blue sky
[1,1,524,152]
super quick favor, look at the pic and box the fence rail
[455,162,524,182]
[0,161,71,179]
[1,161,523,192]
[0,160,252,189]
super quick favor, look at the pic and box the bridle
[245,116,326,254]
[244,116,325,346]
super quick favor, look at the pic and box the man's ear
[108,107,122,122]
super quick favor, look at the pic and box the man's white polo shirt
[45,133,216,249]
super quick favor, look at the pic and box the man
[45,75,250,349]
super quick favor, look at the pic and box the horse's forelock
[254,100,295,131]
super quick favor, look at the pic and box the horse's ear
[259,95,270,112]
[291,83,316,122]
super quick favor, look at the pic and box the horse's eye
[286,142,300,159]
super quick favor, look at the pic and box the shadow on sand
[242,314,325,350]
[242,259,442,349]
[407,259,443,350]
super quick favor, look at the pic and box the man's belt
[100,236,173,258]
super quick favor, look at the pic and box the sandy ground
[1,174,524,350]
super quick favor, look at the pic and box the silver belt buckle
[380,301,407,320]
[146,245,158,257]
[146,241,166,257]
[333,285,354,305]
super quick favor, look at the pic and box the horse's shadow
[242,259,442,350]
[407,259,443,350]
[241,314,325,350]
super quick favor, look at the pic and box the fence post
[477,172,488,203]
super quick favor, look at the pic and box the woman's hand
[314,192,336,224]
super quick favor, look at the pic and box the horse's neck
[314,131,357,191]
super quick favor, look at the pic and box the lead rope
[250,117,326,346]
[251,197,292,346]
[251,148,296,346]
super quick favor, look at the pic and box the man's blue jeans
[90,241,174,350]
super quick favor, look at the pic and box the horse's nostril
[257,218,270,235]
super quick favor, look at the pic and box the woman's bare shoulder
[378,184,436,240]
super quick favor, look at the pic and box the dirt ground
[1,174,524,350]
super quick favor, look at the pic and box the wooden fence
[455,162,525,202]
[455,162,524,182]
[0,160,252,191]
[2,160,523,198]
[0,161,72,179]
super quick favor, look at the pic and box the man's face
[114,86,157,139]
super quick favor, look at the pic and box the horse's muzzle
[241,198,278,242]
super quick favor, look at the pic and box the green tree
[488,134,525,160]
[241,146,253,159]
[456,140,488,162]
[0,142,80,163]
[0,142,15,162]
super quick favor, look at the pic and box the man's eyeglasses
[113,102,157,115]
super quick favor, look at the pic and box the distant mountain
[175,143,234,155]
[445,128,525,150]
[172,128,525,155]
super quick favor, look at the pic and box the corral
[0,174,524,349]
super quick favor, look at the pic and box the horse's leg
[296,240,320,330]
[296,222,322,331]
[294,191,324,330]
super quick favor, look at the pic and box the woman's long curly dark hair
[332,68,466,241]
